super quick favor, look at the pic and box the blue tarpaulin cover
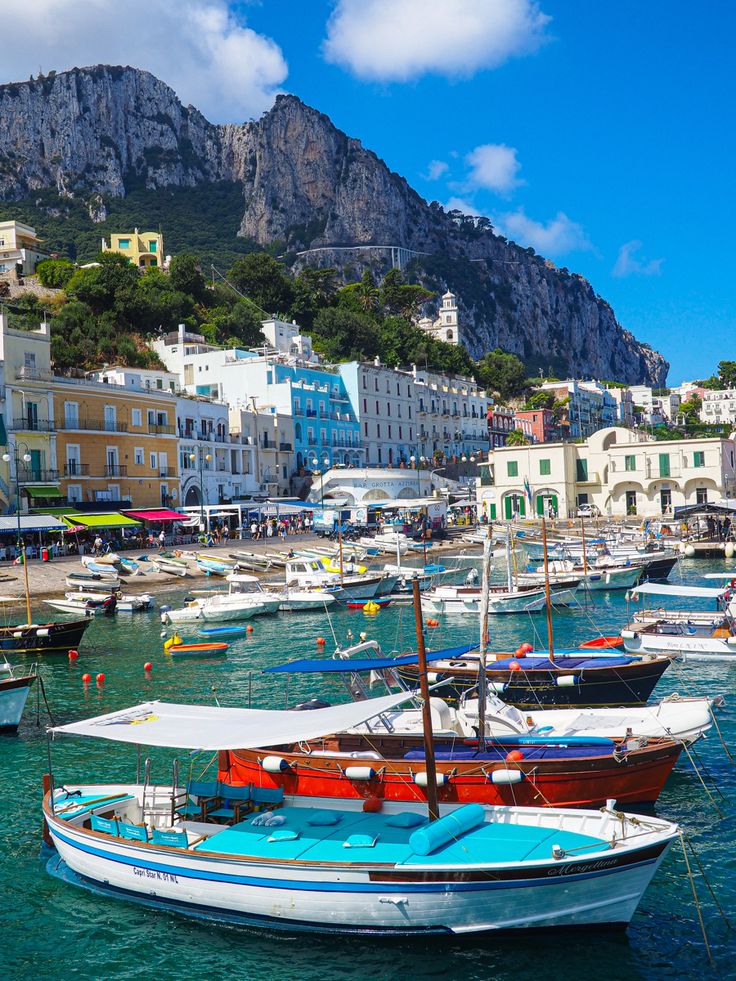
[264,643,479,674]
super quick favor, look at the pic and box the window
[693,450,705,468]
[134,447,144,466]
[576,459,588,481]
[539,459,551,476]
[118,239,130,249]
[387,403,391,417]
[507,461,518,477]
[362,376,367,389]
[362,398,367,413]
[132,408,142,427]
[149,240,157,253]
[399,426,402,439]
[150,452,158,470]
[375,400,380,414]
[388,425,392,438]
[67,485,82,503]
[624,454,636,471]
[696,487,709,504]
[377,423,381,438]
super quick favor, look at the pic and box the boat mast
[580,517,589,577]
[411,577,439,821]
[477,532,491,752]
[505,526,513,592]
[541,517,555,661]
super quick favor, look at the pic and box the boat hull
[623,630,736,662]
[0,618,92,654]
[0,674,35,732]
[45,794,674,936]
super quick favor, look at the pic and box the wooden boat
[165,640,229,658]
[43,697,679,935]
[0,617,93,655]
[223,730,683,809]
[0,666,37,733]
[397,652,672,708]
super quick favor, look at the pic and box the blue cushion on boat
[386,811,425,829]
[343,834,378,848]
[267,829,299,842]
[306,811,341,826]
[409,804,485,856]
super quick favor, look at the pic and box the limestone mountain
[0,65,667,384]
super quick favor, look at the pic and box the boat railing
[141,757,152,817]
[170,758,180,825]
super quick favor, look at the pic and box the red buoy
[246,625,254,634]
[144,662,153,672]
[362,796,383,813]
[509,660,521,671]
[316,636,326,645]
[506,749,524,762]
[96,673,105,684]
[68,649,79,661]
[81,673,91,684]
[520,642,534,654]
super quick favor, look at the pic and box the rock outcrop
[0,66,668,384]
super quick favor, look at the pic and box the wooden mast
[541,517,555,662]
[411,577,439,821]
[477,533,492,752]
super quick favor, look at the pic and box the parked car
[576,503,601,518]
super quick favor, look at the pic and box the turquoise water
[1,559,735,979]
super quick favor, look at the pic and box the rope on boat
[679,741,725,818]
[707,703,734,765]
[683,831,732,931]
[679,832,715,965]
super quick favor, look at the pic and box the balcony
[59,418,129,433]
[330,393,349,403]
[305,409,318,418]
[262,439,277,449]
[12,417,55,432]
[104,464,128,477]
[159,467,176,478]
[15,366,53,382]
[63,463,90,477]
[148,424,175,435]
[18,468,59,483]
[279,442,293,451]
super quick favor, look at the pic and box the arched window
[446,330,453,341]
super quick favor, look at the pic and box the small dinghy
[199,626,247,638]
[166,640,229,658]
[346,597,393,610]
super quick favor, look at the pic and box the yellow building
[102,228,166,269]
[54,377,180,509]
[0,220,48,278]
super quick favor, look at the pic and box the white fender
[344,766,376,781]
[413,770,449,788]
[490,769,525,785]
[261,755,290,773]
[621,629,637,639]
[555,674,578,687]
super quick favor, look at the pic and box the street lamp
[3,444,33,623]
[189,450,212,530]
[311,455,330,510]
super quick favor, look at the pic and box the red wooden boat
[219,730,683,809]
[580,636,625,650]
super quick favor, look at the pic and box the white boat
[46,592,153,615]
[623,581,736,661]
[0,663,37,733]
[269,586,337,612]
[517,561,642,593]
[44,697,679,935]
[421,582,579,615]
[65,574,121,593]
[151,557,189,577]
[163,574,279,624]
[285,559,384,601]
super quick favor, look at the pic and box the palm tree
[506,428,530,447]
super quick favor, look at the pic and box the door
[159,451,168,477]
[106,448,118,476]
[104,405,116,432]
[536,495,545,516]
[26,402,39,430]
[64,402,79,429]
[66,444,81,476]
[29,449,42,481]
[626,490,637,515]
[660,489,672,514]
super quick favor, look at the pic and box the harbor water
[1,557,735,979]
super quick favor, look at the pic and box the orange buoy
[68,650,79,662]
[363,796,383,813]
[509,660,521,671]
[96,673,105,684]
[520,642,533,654]
[246,624,254,634]
[81,673,91,684]
[144,662,153,672]
[506,750,524,762]
[316,636,326,645]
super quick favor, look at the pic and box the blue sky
[5,1,734,383]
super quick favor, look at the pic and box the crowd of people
[248,513,314,540]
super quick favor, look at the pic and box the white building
[260,318,314,361]
[476,426,736,519]
[229,406,295,497]
[417,291,463,346]
[0,220,48,278]
[700,389,736,426]
[537,380,618,438]
[149,326,220,380]
[409,366,490,461]
[628,385,680,426]
[339,358,417,467]
[93,366,180,395]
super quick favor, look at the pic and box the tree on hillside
[311,308,380,361]
[718,361,736,388]
[36,258,75,289]
[169,253,208,304]
[476,349,527,400]
[523,391,556,410]
[680,394,702,421]
[200,299,265,348]
[379,269,434,317]
[289,267,338,328]
[65,251,139,317]
[227,253,293,314]
[338,270,380,314]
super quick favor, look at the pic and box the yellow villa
[54,377,180,510]
[101,229,166,269]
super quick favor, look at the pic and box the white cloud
[424,160,449,181]
[466,143,523,194]
[323,0,550,82]
[0,0,288,122]
[443,196,484,215]
[496,208,592,256]
[612,240,664,278]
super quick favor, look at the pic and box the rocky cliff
[0,66,667,384]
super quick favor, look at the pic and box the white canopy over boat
[48,692,416,750]
[630,582,727,599]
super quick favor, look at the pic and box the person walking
[157,529,165,550]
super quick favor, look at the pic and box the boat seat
[119,821,149,842]
[207,782,252,824]
[151,828,189,848]
[251,787,284,811]
[176,780,219,820]
[90,815,118,836]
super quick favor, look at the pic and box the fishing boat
[0,663,37,733]
[46,592,153,615]
[522,539,679,581]
[0,617,93,655]
[421,581,579,615]
[268,586,337,612]
[517,561,642,592]
[43,696,679,935]
[622,581,736,661]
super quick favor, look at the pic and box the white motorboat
[517,560,642,592]
[421,581,579,615]
[44,698,679,935]
[284,559,384,601]
[47,592,153,615]
[163,574,279,624]
[269,585,337,612]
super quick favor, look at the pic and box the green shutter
[576,459,588,481]
[539,459,550,476]
[507,461,518,477]
[489,504,496,520]
[504,496,513,520]
[536,495,545,516]
[658,453,670,478]
[519,496,526,517]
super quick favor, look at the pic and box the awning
[48,692,416,750]
[631,582,727,600]
[123,509,189,523]
[63,513,141,529]
[674,502,736,518]
[25,486,63,499]
[0,515,68,534]
[265,643,480,675]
